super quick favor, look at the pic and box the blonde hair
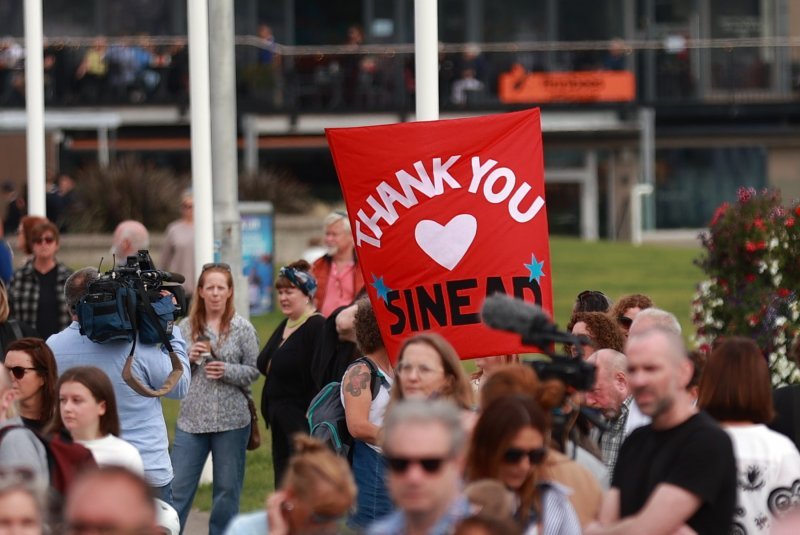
[0,283,9,322]
[282,435,356,517]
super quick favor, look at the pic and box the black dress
[257,314,325,486]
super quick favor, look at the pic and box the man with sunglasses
[367,399,470,535]
[586,327,736,535]
[47,267,190,506]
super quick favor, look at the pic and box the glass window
[654,147,767,229]
[709,0,773,91]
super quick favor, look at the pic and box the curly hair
[610,294,654,323]
[354,296,384,354]
[569,312,625,353]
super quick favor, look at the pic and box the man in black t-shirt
[586,327,736,535]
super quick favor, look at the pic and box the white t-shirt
[725,424,800,533]
[79,434,145,476]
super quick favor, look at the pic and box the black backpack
[306,357,382,459]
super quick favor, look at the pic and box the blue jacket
[47,322,190,486]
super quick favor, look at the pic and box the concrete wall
[15,214,326,271]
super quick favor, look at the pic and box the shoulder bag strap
[122,286,183,398]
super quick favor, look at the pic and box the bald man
[587,327,736,535]
[111,220,150,265]
[585,349,649,473]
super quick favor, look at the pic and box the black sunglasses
[6,366,40,380]
[385,456,448,474]
[502,447,548,465]
[202,262,231,272]
[618,316,634,329]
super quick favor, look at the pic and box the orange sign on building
[499,66,636,103]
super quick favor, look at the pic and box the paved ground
[185,509,211,534]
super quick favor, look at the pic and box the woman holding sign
[258,260,325,487]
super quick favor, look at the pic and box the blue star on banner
[524,254,546,284]
[370,274,393,303]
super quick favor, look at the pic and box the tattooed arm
[341,362,381,445]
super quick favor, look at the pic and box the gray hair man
[111,220,150,265]
[585,349,649,474]
[586,327,736,535]
[367,400,470,535]
[628,307,681,336]
[311,211,364,316]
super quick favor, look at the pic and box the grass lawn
[163,236,703,513]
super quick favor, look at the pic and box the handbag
[239,387,261,450]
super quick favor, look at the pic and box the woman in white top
[50,366,144,475]
[698,337,800,534]
[341,297,394,530]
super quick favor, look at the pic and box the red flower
[747,313,760,326]
[745,273,757,282]
[745,241,766,252]
[710,203,729,226]
[754,218,766,231]
[786,217,795,228]
[778,288,792,298]
[795,205,800,217]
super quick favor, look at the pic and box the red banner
[326,109,552,361]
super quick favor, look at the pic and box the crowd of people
[0,205,799,535]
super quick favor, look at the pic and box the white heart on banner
[414,214,478,271]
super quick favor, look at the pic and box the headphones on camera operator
[75,250,187,398]
[481,294,606,448]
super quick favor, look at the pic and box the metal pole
[187,0,215,275]
[209,0,247,318]
[639,107,656,230]
[24,0,46,216]
[413,0,438,121]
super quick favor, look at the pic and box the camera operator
[46,267,190,505]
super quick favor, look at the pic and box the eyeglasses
[32,236,56,245]
[618,316,634,329]
[385,456,449,474]
[202,262,231,272]
[6,366,40,380]
[396,362,444,377]
[502,447,547,465]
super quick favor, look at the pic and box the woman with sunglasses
[171,262,260,534]
[390,333,475,428]
[466,395,581,534]
[8,220,73,339]
[609,294,653,337]
[258,260,325,488]
[224,434,356,535]
[49,366,144,474]
[4,338,58,432]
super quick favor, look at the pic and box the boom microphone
[159,271,186,284]
[481,293,577,347]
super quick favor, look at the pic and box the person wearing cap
[257,260,325,487]
[311,211,364,317]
